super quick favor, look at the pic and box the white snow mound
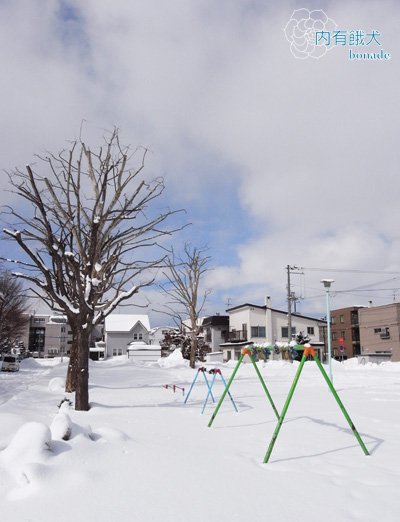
[158,348,189,368]
[0,422,51,467]
[50,412,72,441]
[48,377,65,392]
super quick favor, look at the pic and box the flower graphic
[284,8,337,59]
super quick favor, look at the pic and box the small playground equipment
[163,384,185,396]
[263,344,370,463]
[208,346,280,428]
[185,367,238,414]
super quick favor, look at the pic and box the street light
[321,279,335,382]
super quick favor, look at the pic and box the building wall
[127,347,161,361]
[359,304,400,361]
[270,313,322,344]
[228,307,265,343]
[207,326,227,351]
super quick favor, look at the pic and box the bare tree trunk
[75,326,90,411]
[189,332,196,369]
[65,335,78,393]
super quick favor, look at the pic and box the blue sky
[1,0,400,324]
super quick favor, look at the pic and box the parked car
[1,355,20,372]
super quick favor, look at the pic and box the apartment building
[19,313,73,357]
[329,306,363,359]
[359,303,400,361]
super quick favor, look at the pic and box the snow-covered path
[1,355,400,521]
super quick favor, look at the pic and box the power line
[302,267,400,275]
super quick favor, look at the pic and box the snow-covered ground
[1,352,399,522]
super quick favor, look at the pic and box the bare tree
[159,244,211,368]
[0,269,29,353]
[1,129,181,410]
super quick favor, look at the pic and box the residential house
[223,301,325,361]
[148,326,176,345]
[104,314,150,357]
[182,317,205,336]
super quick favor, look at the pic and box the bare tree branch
[158,244,211,368]
[1,128,184,410]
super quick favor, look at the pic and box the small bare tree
[1,129,181,410]
[0,269,29,353]
[159,244,211,368]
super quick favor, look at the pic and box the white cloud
[1,0,399,320]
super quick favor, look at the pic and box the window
[29,327,45,352]
[374,328,382,334]
[307,326,315,335]
[112,348,123,356]
[331,316,336,325]
[251,326,266,338]
[33,318,46,323]
[61,326,66,333]
[133,333,143,340]
[340,315,344,323]
[332,332,337,341]
[281,326,296,338]
[380,327,390,339]
[341,331,345,340]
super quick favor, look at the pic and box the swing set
[184,366,238,414]
[206,344,370,463]
[208,346,279,427]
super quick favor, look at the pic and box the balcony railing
[228,330,247,342]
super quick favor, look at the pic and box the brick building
[359,303,400,361]
[329,306,363,359]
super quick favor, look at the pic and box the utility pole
[287,265,293,342]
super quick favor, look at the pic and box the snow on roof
[149,326,178,335]
[105,314,150,332]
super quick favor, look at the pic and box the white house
[223,300,325,361]
[148,326,177,345]
[104,314,151,357]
